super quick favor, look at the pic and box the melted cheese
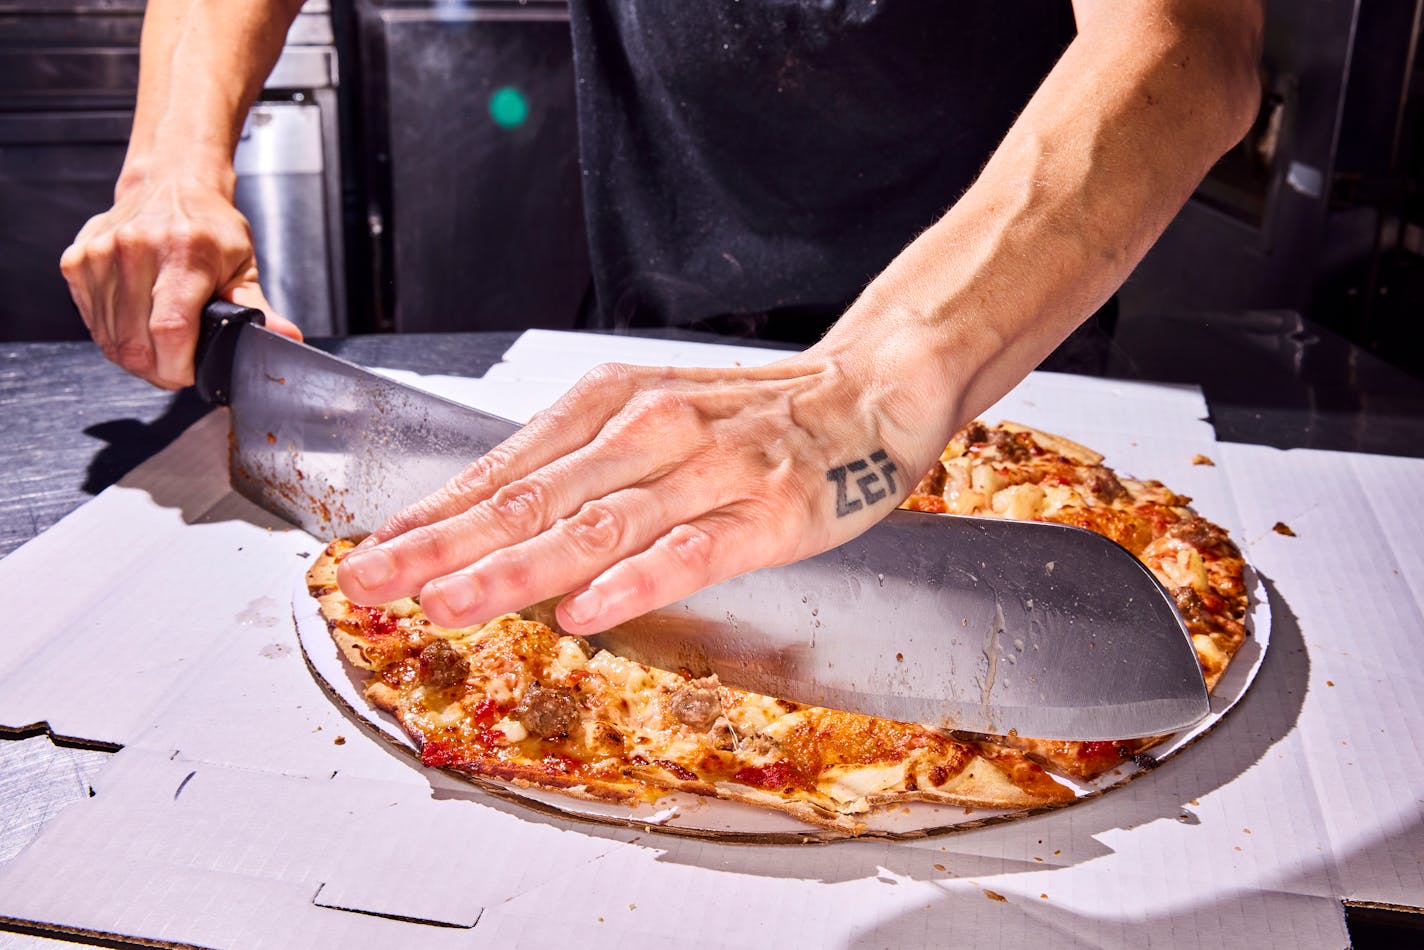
[385,597,423,619]
[971,463,1008,496]
[492,717,528,743]
[729,694,790,735]
[646,734,708,764]
[415,688,467,728]
[1042,482,1084,514]
[1149,542,1209,593]
[484,673,516,705]
[992,483,1046,521]
[587,651,654,692]
[820,763,908,807]
[553,637,589,673]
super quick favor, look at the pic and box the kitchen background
[1,0,1420,380]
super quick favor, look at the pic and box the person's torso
[568,0,1075,339]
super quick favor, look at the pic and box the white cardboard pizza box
[0,330,1419,948]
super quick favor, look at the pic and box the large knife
[196,301,1208,741]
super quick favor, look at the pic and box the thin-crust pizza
[305,420,1248,831]
[307,539,1074,834]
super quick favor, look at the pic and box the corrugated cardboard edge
[0,914,210,950]
[0,721,123,753]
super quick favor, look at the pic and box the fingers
[337,389,673,606]
[60,182,274,389]
[414,473,698,627]
[111,240,162,379]
[225,280,303,342]
[332,353,923,642]
[555,505,790,635]
[149,251,217,390]
[360,362,648,548]
[60,223,102,341]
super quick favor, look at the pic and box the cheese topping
[821,763,909,806]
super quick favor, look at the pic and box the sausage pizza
[305,421,1249,832]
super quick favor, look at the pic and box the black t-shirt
[568,1,1074,342]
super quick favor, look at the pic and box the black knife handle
[194,300,265,405]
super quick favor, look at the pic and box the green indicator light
[489,86,529,129]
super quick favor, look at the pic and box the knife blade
[197,301,519,539]
[196,301,1208,740]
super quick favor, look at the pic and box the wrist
[116,143,237,202]
[827,284,995,409]
[811,298,983,484]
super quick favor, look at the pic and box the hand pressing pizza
[331,337,957,639]
[307,422,1249,833]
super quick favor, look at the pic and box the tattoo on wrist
[827,449,900,518]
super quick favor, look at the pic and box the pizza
[901,421,1249,778]
[304,420,1248,833]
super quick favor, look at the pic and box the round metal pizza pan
[293,564,1270,843]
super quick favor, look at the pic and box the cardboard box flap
[0,746,632,943]
[1217,441,1424,909]
[0,412,312,749]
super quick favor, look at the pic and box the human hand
[60,173,301,389]
[335,333,959,636]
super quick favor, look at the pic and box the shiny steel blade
[227,324,520,537]
[593,509,1209,741]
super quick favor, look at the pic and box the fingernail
[354,535,379,552]
[429,576,480,618]
[345,549,395,589]
[564,587,603,627]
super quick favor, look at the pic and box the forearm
[119,0,306,198]
[826,1,1262,442]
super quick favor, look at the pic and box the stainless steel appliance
[0,0,346,341]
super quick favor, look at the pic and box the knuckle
[662,523,716,580]
[114,341,154,373]
[404,523,458,573]
[450,450,504,496]
[525,401,581,435]
[148,313,191,342]
[375,508,423,540]
[563,502,625,556]
[488,480,552,536]
[578,361,638,393]
[86,232,116,264]
[112,222,154,255]
[167,221,215,257]
[384,491,459,537]
[617,563,660,605]
[625,388,690,430]
[494,556,534,596]
[58,243,85,277]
